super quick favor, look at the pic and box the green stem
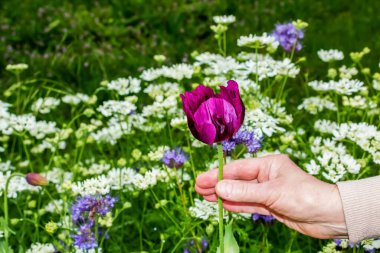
[223,31,227,57]
[95,216,99,253]
[217,144,224,253]
[4,173,24,251]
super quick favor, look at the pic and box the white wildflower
[147,146,170,161]
[107,77,141,95]
[213,15,236,25]
[308,79,365,95]
[339,65,358,79]
[26,243,55,253]
[71,175,112,196]
[31,97,60,114]
[298,96,337,114]
[97,100,136,117]
[62,93,90,105]
[237,33,279,50]
[317,49,344,62]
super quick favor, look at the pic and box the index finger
[195,155,275,189]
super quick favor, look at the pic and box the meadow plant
[0,14,380,253]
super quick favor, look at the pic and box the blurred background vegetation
[1,0,380,93]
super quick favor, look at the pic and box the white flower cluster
[31,97,61,114]
[80,163,111,176]
[140,64,193,81]
[308,78,365,95]
[189,199,250,221]
[71,175,112,196]
[319,239,380,253]
[142,95,178,118]
[202,55,246,78]
[147,146,170,161]
[26,243,55,253]
[107,77,141,95]
[245,108,285,137]
[0,105,58,139]
[317,49,344,62]
[44,199,64,213]
[62,93,90,105]
[339,65,358,79]
[91,115,142,144]
[237,33,279,50]
[44,167,73,193]
[71,166,174,195]
[305,137,361,182]
[144,82,181,99]
[97,100,136,117]
[373,79,380,90]
[244,57,300,80]
[298,96,337,114]
[342,95,377,110]
[0,160,15,171]
[213,15,236,25]
[314,119,380,164]
[6,63,28,72]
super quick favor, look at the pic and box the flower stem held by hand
[217,144,224,253]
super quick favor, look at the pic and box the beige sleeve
[336,176,380,244]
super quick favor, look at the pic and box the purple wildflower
[200,238,208,250]
[252,213,276,223]
[72,223,98,250]
[222,128,263,155]
[272,22,304,52]
[183,248,190,253]
[162,147,188,168]
[72,195,116,225]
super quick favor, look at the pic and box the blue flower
[222,128,263,155]
[272,22,304,52]
[252,213,276,223]
[162,147,188,168]
[72,223,98,250]
[72,195,116,225]
[71,195,116,250]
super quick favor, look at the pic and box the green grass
[1,0,380,93]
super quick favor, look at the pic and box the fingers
[216,179,272,204]
[222,201,271,215]
[196,155,278,190]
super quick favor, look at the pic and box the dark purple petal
[194,98,239,144]
[180,81,245,145]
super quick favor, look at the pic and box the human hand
[195,154,348,239]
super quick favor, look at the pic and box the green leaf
[216,220,239,253]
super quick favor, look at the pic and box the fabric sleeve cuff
[337,176,380,244]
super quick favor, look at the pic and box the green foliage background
[1,0,380,92]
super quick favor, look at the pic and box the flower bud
[292,19,308,30]
[28,200,37,209]
[25,173,49,186]
[45,221,59,234]
[206,224,214,235]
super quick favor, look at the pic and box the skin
[195,154,348,239]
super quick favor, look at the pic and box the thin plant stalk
[217,144,224,253]
[3,173,24,252]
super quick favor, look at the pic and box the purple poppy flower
[180,80,245,145]
[272,22,304,52]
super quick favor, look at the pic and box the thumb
[216,180,271,204]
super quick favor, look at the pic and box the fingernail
[216,181,231,198]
